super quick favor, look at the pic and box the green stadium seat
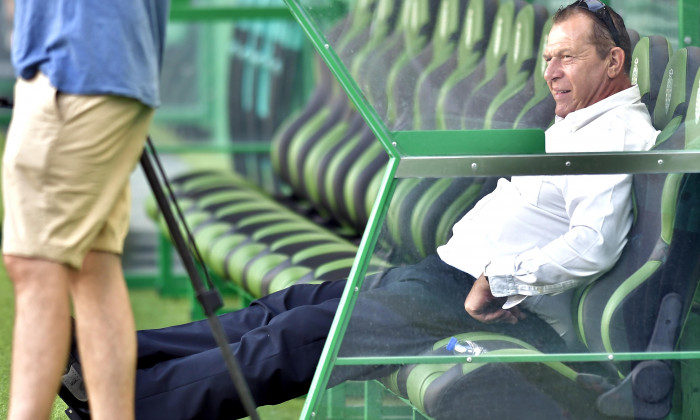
[414,0,500,130]
[632,36,673,118]
[437,0,523,130]
[654,47,700,147]
[388,0,469,129]
[460,2,549,129]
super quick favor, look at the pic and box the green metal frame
[277,0,700,418]
[158,2,293,148]
[154,21,231,145]
[126,1,314,290]
[154,0,321,148]
[124,0,700,417]
[678,0,700,47]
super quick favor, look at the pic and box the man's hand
[464,274,525,324]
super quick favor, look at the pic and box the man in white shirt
[445,7,658,346]
[59,2,659,419]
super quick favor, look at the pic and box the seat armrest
[595,293,682,419]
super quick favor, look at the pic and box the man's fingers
[498,310,519,325]
[481,308,519,324]
[510,306,527,320]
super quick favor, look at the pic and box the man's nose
[543,59,560,82]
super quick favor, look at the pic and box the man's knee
[4,254,37,284]
[4,254,71,292]
[79,250,122,279]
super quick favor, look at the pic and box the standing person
[3,1,169,419]
[60,1,659,419]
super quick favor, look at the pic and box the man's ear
[607,46,625,78]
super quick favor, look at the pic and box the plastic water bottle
[445,337,485,356]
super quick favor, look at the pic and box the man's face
[543,13,612,118]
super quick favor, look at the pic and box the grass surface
[0,265,304,419]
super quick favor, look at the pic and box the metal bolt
[391,141,397,147]
[658,159,664,165]
[565,161,572,167]
[608,354,614,360]
[471,163,478,170]
[467,357,473,363]
[685,36,693,45]
[324,44,329,49]
[354,286,359,292]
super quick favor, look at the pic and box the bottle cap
[446,337,458,352]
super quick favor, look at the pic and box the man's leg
[331,255,567,383]
[136,280,347,367]
[4,74,152,419]
[6,256,72,420]
[69,251,136,420]
[130,260,465,418]
[134,296,342,420]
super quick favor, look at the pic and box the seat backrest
[627,28,640,51]
[359,0,441,120]
[389,0,468,129]
[436,0,521,129]
[348,0,403,78]
[511,19,555,129]
[414,0,500,129]
[630,36,673,118]
[344,0,402,76]
[461,2,549,129]
[333,0,379,53]
[477,0,525,86]
[653,46,700,147]
[574,49,700,376]
[269,0,388,186]
[502,3,548,92]
[483,14,552,129]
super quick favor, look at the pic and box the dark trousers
[133,255,563,419]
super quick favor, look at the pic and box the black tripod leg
[139,137,261,420]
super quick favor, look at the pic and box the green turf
[0,264,303,419]
[0,264,17,418]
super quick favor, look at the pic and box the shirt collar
[553,85,642,132]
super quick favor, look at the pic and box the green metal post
[169,5,293,21]
[679,0,700,47]
[157,233,190,297]
[205,22,233,147]
[277,2,410,417]
[300,157,400,419]
[281,0,401,158]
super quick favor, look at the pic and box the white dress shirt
[436,86,659,344]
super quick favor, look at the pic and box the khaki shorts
[2,73,154,270]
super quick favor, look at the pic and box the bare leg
[6,256,72,420]
[70,251,136,420]
[7,251,136,420]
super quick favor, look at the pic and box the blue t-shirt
[12,0,170,108]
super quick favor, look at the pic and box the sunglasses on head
[572,0,621,48]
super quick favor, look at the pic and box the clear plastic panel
[284,0,700,418]
[304,0,561,132]
[287,0,700,154]
[314,171,700,419]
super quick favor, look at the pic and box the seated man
[59,2,659,419]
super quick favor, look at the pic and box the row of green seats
[374,39,700,420]
[148,0,563,298]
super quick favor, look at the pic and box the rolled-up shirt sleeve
[485,172,634,304]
